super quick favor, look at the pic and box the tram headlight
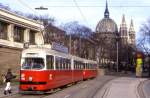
[21,73,25,80]
[49,74,53,80]
[83,71,86,75]
[29,76,32,81]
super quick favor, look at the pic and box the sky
[0,0,150,34]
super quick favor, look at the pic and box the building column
[35,31,44,45]
[24,29,30,43]
[7,24,14,42]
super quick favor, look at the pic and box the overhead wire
[44,5,150,7]
[72,0,89,25]
[16,0,37,14]
[16,0,47,43]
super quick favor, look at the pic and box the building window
[14,26,24,42]
[0,21,8,40]
[29,30,36,45]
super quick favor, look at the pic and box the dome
[95,1,118,33]
[96,18,118,33]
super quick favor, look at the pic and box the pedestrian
[4,68,16,95]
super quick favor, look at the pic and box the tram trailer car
[83,60,97,80]
[19,47,97,94]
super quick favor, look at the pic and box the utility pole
[69,34,72,54]
[117,41,119,72]
[116,32,120,72]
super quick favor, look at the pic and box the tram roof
[22,47,97,63]
[22,47,71,58]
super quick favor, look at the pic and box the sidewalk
[0,84,18,97]
[95,77,147,98]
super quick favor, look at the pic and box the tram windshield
[22,58,44,70]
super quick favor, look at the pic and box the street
[0,75,149,98]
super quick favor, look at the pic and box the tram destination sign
[52,42,68,54]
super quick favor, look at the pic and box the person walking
[4,68,15,95]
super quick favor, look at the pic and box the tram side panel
[49,70,73,88]
[83,70,97,80]
[83,63,97,80]
[20,70,73,91]
[72,70,83,82]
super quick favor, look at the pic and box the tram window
[89,64,91,69]
[64,59,66,69]
[74,61,82,70]
[66,59,68,69]
[68,60,71,69]
[46,55,54,69]
[88,63,90,69]
[91,64,93,69]
[74,61,76,69]
[85,63,87,69]
[86,63,88,69]
[63,59,66,69]
[60,58,63,70]
[55,57,60,70]
[22,58,44,70]
[84,63,85,69]
[65,59,71,70]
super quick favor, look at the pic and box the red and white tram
[19,47,97,94]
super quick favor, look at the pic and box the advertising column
[136,53,143,77]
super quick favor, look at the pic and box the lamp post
[116,32,120,72]
[69,34,72,54]
[35,6,48,10]
[35,7,49,44]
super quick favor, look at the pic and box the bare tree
[138,19,150,55]
[25,14,56,26]
[61,21,93,38]
[61,21,96,58]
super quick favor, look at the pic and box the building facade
[95,1,136,67]
[95,1,118,66]
[0,8,44,75]
[119,15,136,64]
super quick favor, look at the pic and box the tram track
[59,76,117,98]
[0,76,117,98]
[137,79,148,98]
[87,76,115,98]
[94,77,148,98]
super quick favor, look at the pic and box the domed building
[95,1,118,66]
[95,1,136,68]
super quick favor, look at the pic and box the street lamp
[35,7,49,44]
[35,6,48,10]
[116,32,120,72]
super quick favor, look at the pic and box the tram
[83,60,97,80]
[19,46,97,94]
